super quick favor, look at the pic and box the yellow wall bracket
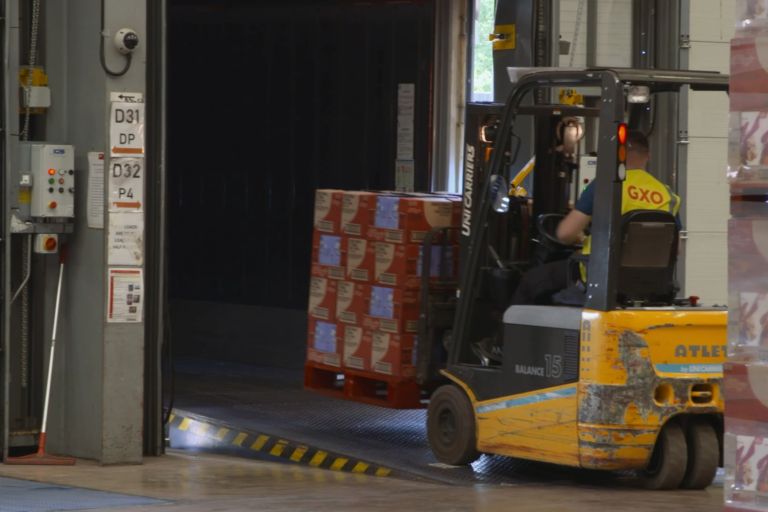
[18,68,48,114]
[490,25,516,50]
[559,88,583,106]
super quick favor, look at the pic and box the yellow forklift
[417,68,729,490]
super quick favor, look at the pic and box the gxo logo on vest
[627,185,664,205]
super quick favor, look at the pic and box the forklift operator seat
[615,210,680,305]
[557,210,680,307]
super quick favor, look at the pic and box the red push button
[44,238,57,251]
[48,201,57,209]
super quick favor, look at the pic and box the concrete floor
[0,451,724,512]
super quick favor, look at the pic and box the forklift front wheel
[679,417,719,489]
[638,421,688,490]
[427,385,480,466]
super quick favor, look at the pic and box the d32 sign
[109,158,144,212]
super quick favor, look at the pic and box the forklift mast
[459,104,503,283]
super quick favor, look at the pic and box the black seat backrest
[616,210,679,305]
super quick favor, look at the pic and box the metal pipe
[11,234,32,305]
[584,0,598,152]
[586,0,597,66]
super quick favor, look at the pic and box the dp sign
[110,102,145,157]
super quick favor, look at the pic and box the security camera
[114,28,139,55]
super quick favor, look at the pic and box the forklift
[417,68,729,490]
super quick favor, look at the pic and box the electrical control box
[21,143,75,218]
[572,155,597,202]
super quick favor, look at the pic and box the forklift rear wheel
[679,417,719,490]
[638,421,688,490]
[427,385,480,466]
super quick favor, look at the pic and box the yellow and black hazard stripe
[168,411,395,478]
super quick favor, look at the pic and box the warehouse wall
[683,0,733,304]
[558,0,632,68]
[168,1,436,369]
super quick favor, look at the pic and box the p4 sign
[109,158,144,212]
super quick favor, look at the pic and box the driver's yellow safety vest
[580,169,680,282]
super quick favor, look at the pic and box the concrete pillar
[42,0,146,464]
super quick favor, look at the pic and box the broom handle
[41,245,66,435]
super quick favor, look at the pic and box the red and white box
[314,189,344,234]
[369,331,416,379]
[311,232,345,280]
[442,194,464,230]
[362,285,420,334]
[308,277,337,321]
[368,197,457,244]
[344,237,375,283]
[729,220,768,293]
[341,191,378,237]
[731,38,768,113]
[724,350,768,509]
[336,281,370,326]
[307,320,341,368]
[374,242,457,289]
[342,325,371,371]
[735,0,768,36]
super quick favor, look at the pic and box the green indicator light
[48,178,54,184]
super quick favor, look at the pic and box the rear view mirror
[490,175,510,213]
[627,85,651,104]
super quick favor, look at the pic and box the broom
[5,244,75,465]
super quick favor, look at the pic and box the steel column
[584,72,624,312]
[144,0,167,457]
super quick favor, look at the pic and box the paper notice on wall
[398,84,415,117]
[397,120,415,160]
[108,212,144,266]
[108,268,144,323]
[87,152,105,229]
[396,85,415,184]
[395,160,415,193]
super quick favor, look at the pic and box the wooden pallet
[304,362,426,409]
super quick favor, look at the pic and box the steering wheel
[536,214,579,251]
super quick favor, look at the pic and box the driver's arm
[557,209,592,245]
[557,181,595,244]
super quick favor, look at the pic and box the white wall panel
[684,0,733,305]
[685,234,729,304]
[559,0,631,68]
[689,91,729,138]
[691,0,727,42]
[686,137,730,233]
[689,41,730,73]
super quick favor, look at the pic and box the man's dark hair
[626,130,649,155]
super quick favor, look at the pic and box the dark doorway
[167,0,436,368]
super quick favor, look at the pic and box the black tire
[638,421,688,490]
[679,417,719,490]
[427,385,480,466]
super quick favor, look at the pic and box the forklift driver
[510,130,682,306]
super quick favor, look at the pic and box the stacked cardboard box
[308,190,344,368]
[307,189,460,381]
[726,5,768,509]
